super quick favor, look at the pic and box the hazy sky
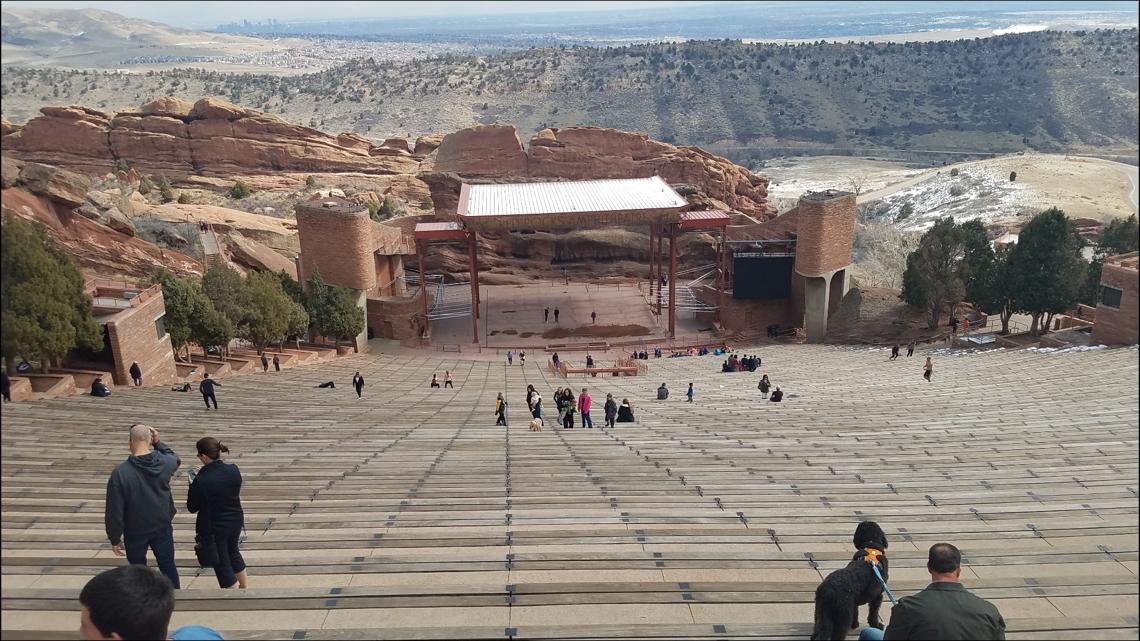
[2,0,1136,30]
[0,0,719,28]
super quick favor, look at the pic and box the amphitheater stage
[1,343,1137,639]
[425,281,711,350]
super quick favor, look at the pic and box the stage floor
[426,281,711,349]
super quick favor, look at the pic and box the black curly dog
[810,521,889,641]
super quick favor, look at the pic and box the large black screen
[733,255,794,299]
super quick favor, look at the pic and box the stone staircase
[1,343,1136,639]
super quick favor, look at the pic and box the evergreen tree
[972,244,1018,334]
[1009,208,1087,335]
[243,271,292,352]
[193,304,235,358]
[306,272,363,347]
[1081,214,1139,305]
[154,268,234,359]
[901,218,967,329]
[1,214,102,374]
[202,264,253,338]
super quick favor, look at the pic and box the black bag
[192,477,219,568]
[194,532,219,568]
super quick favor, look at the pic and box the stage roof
[457,177,687,230]
[679,209,731,229]
[414,221,466,241]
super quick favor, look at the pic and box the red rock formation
[2,188,201,279]
[433,125,528,176]
[2,98,419,177]
[413,133,445,157]
[528,127,774,218]
[425,124,773,218]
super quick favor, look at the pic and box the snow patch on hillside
[862,165,1035,231]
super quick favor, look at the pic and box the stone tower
[794,190,856,343]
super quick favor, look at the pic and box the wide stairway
[2,344,1137,639]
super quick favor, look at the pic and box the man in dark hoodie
[105,423,182,589]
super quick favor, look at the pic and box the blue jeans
[124,523,180,589]
[581,411,593,428]
[859,627,885,641]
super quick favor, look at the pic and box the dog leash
[864,548,898,605]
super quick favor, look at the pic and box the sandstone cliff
[1,97,419,177]
[1,158,201,279]
[429,125,775,218]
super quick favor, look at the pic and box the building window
[1100,286,1123,309]
[155,315,167,339]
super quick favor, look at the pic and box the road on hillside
[1081,157,1139,214]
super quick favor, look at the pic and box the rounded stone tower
[294,197,377,291]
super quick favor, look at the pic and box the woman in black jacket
[187,437,247,589]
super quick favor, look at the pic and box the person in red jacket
[578,387,593,428]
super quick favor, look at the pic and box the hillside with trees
[2,30,1136,153]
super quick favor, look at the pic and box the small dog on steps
[529,419,543,432]
[810,521,889,641]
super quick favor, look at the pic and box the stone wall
[105,290,178,387]
[1093,256,1139,345]
[367,295,422,340]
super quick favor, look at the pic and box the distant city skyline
[0,0,720,28]
[1,0,1135,31]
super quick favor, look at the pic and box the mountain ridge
[2,28,1137,155]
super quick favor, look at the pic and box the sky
[2,0,1136,30]
[0,0,718,28]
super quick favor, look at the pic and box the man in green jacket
[860,543,1005,640]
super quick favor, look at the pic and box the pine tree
[901,218,967,329]
[1,214,102,374]
[243,271,292,352]
[1009,208,1087,336]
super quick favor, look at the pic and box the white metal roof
[460,176,686,217]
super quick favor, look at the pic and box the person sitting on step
[769,386,783,402]
[91,378,112,398]
[656,383,669,400]
[616,399,635,422]
[430,374,440,388]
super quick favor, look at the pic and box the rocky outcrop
[433,125,528,176]
[2,98,420,177]
[413,133,445,157]
[528,127,773,218]
[424,124,773,218]
[2,186,201,279]
[224,232,298,279]
[12,160,92,208]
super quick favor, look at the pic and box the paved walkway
[1,343,1136,639]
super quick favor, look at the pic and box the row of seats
[1,343,1136,639]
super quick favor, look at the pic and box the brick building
[294,197,412,349]
[1093,252,1139,346]
[87,281,178,386]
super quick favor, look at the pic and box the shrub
[950,168,960,177]
[1009,171,1017,182]
[138,175,154,195]
[305,175,318,188]
[158,175,175,203]
[176,192,191,204]
[949,185,965,197]
[229,180,252,199]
